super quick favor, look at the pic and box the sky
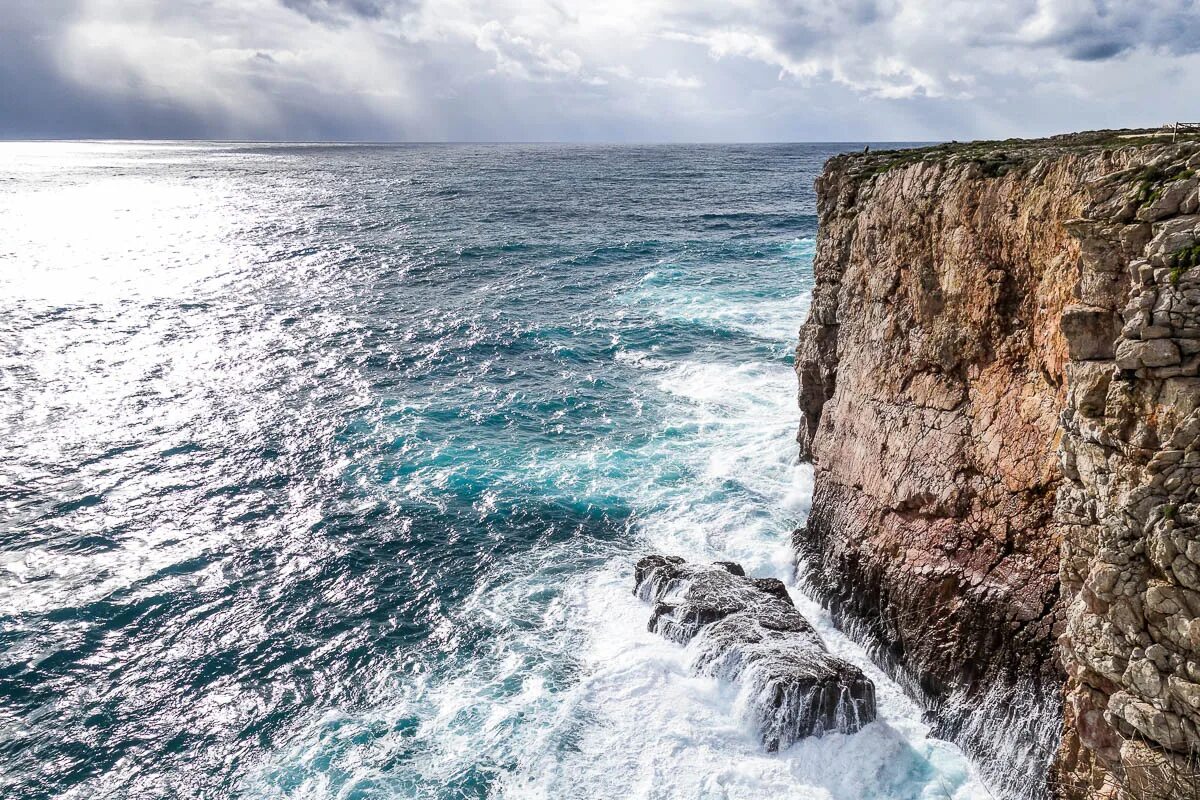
[2,0,1199,142]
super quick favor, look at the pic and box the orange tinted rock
[796,134,1200,799]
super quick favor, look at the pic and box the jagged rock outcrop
[1058,168,1200,800]
[793,131,1200,799]
[633,555,876,749]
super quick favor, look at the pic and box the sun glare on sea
[0,142,252,305]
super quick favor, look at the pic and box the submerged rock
[633,555,876,750]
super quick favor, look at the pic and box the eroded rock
[633,555,876,749]
[794,134,1200,800]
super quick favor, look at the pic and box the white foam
[247,352,994,799]
[494,362,992,799]
[619,249,814,343]
[449,547,993,800]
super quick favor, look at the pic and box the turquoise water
[1,142,988,799]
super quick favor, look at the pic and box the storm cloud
[2,0,1198,141]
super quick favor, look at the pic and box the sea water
[0,142,991,799]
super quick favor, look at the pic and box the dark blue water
[0,142,987,800]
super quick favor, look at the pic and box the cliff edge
[794,130,1200,799]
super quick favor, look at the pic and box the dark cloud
[0,0,425,140]
[279,0,391,23]
[2,0,1199,142]
[0,1,211,139]
[1067,40,1128,61]
[1016,1,1200,61]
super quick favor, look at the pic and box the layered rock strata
[633,555,876,749]
[793,131,1200,799]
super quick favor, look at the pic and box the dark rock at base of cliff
[633,555,876,750]
[793,132,1200,799]
[793,499,1062,800]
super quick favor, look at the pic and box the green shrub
[1168,243,1200,283]
[1135,166,1196,207]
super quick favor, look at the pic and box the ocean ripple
[0,142,986,800]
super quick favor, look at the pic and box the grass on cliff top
[849,128,1200,179]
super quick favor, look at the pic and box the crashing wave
[633,555,876,750]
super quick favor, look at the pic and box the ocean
[0,142,989,799]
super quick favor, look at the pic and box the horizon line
[0,137,944,146]
[0,126,1166,147]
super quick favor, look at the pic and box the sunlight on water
[246,352,991,800]
[0,172,253,303]
[1,141,988,800]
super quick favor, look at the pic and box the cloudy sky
[3,0,1199,141]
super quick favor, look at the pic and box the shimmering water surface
[1,142,988,799]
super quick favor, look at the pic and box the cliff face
[794,132,1200,799]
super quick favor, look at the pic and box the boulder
[633,555,876,749]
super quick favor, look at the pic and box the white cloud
[474,20,583,80]
[662,29,821,81]
[639,70,704,90]
[4,0,1200,140]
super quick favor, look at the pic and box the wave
[3,142,979,800]
[246,355,992,800]
[616,238,815,343]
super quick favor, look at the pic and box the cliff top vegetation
[842,128,1200,180]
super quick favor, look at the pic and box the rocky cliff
[793,131,1200,799]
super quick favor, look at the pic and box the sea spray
[795,545,1062,800]
[633,555,876,749]
[3,141,995,800]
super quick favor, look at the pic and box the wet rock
[633,555,876,749]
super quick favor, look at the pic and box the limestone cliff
[793,131,1200,799]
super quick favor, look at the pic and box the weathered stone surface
[1145,216,1200,265]
[1064,305,1122,360]
[1137,177,1199,222]
[795,134,1200,800]
[633,555,876,749]
[1114,338,1181,369]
